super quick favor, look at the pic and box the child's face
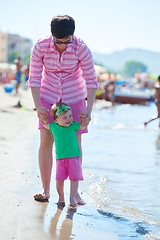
[55,110,73,127]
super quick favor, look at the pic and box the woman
[27,15,98,202]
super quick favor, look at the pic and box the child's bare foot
[69,203,77,208]
[57,202,65,207]
[57,201,65,210]
[69,198,77,208]
[77,199,86,205]
[70,196,77,208]
[75,192,86,205]
[57,195,65,206]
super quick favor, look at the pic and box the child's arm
[43,123,50,130]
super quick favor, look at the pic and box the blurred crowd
[96,70,157,102]
[0,56,29,94]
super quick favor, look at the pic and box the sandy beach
[0,85,118,240]
[2,84,159,239]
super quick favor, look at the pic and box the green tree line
[8,51,30,65]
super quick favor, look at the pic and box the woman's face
[54,35,73,51]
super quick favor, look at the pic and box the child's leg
[68,157,85,205]
[56,180,65,204]
[56,158,68,204]
[70,181,79,207]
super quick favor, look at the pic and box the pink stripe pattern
[27,35,98,104]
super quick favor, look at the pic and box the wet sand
[0,85,117,240]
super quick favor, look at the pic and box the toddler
[43,102,86,207]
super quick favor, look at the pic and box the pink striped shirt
[27,35,98,104]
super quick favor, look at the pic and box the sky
[0,0,160,54]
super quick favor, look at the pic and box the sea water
[32,100,160,239]
[79,100,160,240]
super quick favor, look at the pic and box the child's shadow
[49,204,77,239]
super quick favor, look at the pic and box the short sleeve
[49,122,54,132]
[71,121,80,132]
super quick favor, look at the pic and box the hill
[92,48,160,74]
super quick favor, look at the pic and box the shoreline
[0,85,118,240]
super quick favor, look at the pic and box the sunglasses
[54,36,73,45]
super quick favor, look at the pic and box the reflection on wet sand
[155,133,160,152]
[36,201,77,240]
[49,204,77,240]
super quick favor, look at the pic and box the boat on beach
[113,87,154,104]
[96,84,154,104]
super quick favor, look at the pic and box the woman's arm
[31,87,41,109]
[31,87,49,124]
[86,87,97,113]
[78,43,98,125]
[80,88,97,125]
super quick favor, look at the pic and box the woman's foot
[33,190,50,202]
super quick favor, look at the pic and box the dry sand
[0,85,117,240]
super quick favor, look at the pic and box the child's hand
[37,106,49,125]
[80,109,91,126]
[79,121,88,130]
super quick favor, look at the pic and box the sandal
[33,193,49,202]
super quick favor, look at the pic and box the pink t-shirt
[27,35,98,104]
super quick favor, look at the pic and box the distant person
[144,75,160,127]
[27,15,98,203]
[0,71,3,84]
[104,77,116,105]
[24,63,30,82]
[14,56,22,94]
[42,102,87,207]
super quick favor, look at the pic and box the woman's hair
[50,102,70,120]
[50,15,75,38]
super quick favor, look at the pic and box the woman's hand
[80,109,91,126]
[37,106,49,125]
